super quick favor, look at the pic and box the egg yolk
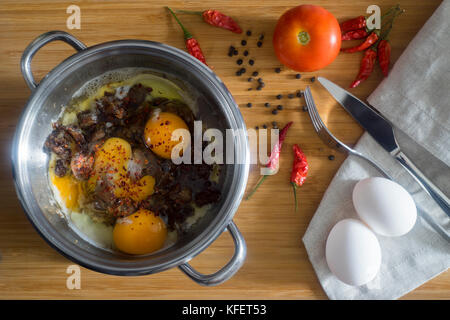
[113,209,167,255]
[88,137,155,201]
[144,112,189,159]
[50,170,81,210]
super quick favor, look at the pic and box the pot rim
[12,37,249,275]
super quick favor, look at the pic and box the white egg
[326,219,381,286]
[353,177,417,237]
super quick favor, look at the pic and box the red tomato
[273,5,341,72]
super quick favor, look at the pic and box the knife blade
[317,76,450,217]
[317,77,399,153]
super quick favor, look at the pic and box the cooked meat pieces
[127,84,149,109]
[70,152,94,180]
[195,187,221,207]
[65,125,86,147]
[54,159,68,177]
[77,110,97,129]
[168,184,192,204]
[44,127,72,160]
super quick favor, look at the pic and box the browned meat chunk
[64,125,86,146]
[195,188,221,207]
[168,184,192,204]
[127,84,148,108]
[77,111,97,129]
[96,98,126,120]
[70,152,94,180]
[54,159,68,177]
[44,127,72,160]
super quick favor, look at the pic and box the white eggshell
[353,177,417,237]
[326,219,381,286]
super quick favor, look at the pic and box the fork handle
[395,151,450,217]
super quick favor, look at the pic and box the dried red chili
[341,31,379,53]
[290,144,308,211]
[246,121,293,200]
[176,9,242,34]
[377,40,391,77]
[167,7,207,65]
[341,29,368,41]
[340,16,366,33]
[349,48,377,88]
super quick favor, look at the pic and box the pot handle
[178,220,246,286]
[21,31,87,90]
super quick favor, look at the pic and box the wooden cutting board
[0,0,447,299]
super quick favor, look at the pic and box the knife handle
[395,151,450,218]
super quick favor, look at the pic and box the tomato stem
[297,31,310,45]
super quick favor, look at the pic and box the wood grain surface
[0,0,447,299]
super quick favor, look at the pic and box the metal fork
[304,86,449,242]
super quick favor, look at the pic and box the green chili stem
[166,6,193,40]
[291,182,298,212]
[245,175,267,200]
[175,9,203,16]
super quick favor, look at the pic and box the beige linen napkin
[302,0,450,300]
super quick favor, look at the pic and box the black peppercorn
[276,94,282,99]
[249,59,254,66]
[255,126,259,130]
[277,105,283,110]
[247,103,252,108]
[288,93,294,99]
[237,59,243,65]
[246,30,252,36]
[228,46,235,57]
[328,155,335,160]
[272,109,278,115]
[275,67,281,73]
[259,34,264,41]
[233,49,238,55]
[257,41,262,47]
[256,85,263,90]
[310,76,316,82]
[296,91,303,98]
[295,73,301,79]
[241,40,247,46]
[243,50,249,56]
[264,102,270,108]
[257,78,263,83]
[252,71,259,76]
[258,82,265,88]
[262,124,267,129]
[240,67,246,74]
[247,77,253,82]
[236,70,242,76]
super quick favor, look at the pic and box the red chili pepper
[377,39,391,77]
[290,144,308,212]
[167,7,207,65]
[341,31,379,53]
[175,9,242,34]
[350,48,377,88]
[340,16,366,33]
[246,121,293,200]
[341,29,369,41]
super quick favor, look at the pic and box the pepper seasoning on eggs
[144,111,189,159]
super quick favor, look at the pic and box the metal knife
[317,76,450,217]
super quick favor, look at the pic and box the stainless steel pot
[12,31,249,285]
